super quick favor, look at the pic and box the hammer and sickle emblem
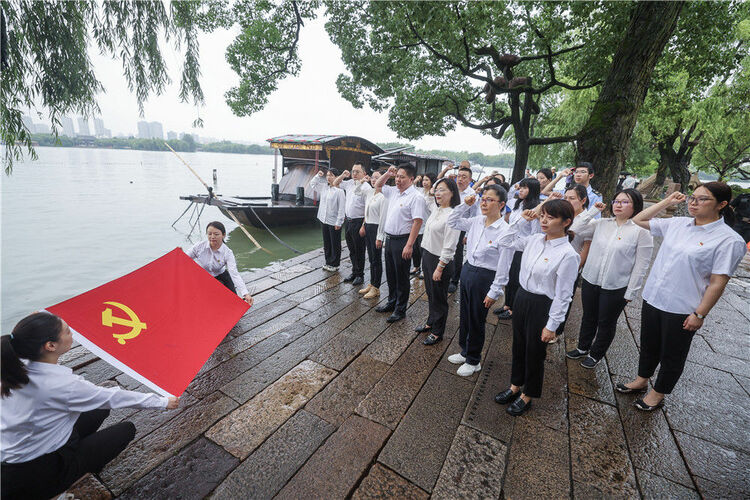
[102,301,147,345]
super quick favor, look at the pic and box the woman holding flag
[1,312,179,500]
[187,221,254,306]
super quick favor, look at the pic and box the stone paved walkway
[64,245,750,499]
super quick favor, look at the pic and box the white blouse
[578,209,654,300]
[419,191,434,234]
[422,206,461,264]
[1,361,167,463]
[186,240,249,297]
[495,220,580,331]
[642,217,747,314]
[447,203,510,271]
[310,175,346,227]
[381,185,428,236]
[357,185,387,242]
[507,199,542,251]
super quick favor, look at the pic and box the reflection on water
[1,147,322,332]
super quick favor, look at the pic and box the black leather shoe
[447,282,458,294]
[506,397,532,417]
[615,383,647,394]
[386,312,405,323]
[494,389,521,405]
[494,308,512,319]
[414,324,432,333]
[343,274,355,283]
[351,276,364,286]
[375,303,395,313]
[422,333,442,345]
[633,397,664,411]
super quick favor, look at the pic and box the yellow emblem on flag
[102,301,147,345]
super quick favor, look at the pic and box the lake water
[1,147,323,332]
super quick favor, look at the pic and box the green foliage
[1,0,218,173]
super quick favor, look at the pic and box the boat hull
[219,205,319,228]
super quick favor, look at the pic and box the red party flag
[46,248,249,396]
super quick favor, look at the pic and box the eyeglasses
[481,197,500,204]
[687,196,715,205]
[611,200,632,206]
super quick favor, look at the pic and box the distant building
[61,116,76,137]
[93,118,106,136]
[137,121,151,139]
[149,121,164,140]
[77,117,91,136]
[22,115,36,133]
[167,131,178,140]
[35,123,51,134]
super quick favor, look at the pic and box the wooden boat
[180,135,384,228]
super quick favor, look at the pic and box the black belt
[345,216,364,221]
[386,233,409,240]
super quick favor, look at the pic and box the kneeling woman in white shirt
[187,221,253,306]
[493,199,580,416]
[618,182,746,411]
[310,169,347,271]
[566,189,653,369]
[446,185,513,377]
[1,312,179,499]
[418,178,462,345]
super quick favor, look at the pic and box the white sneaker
[322,265,332,271]
[548,336,558,344]
[457,362,481,377]
[448,353,466,365]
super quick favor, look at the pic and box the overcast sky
[77,16,506,154]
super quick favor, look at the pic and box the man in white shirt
[374,164,427,322]
[334,163,372,286]
[438,160,476,293]
[542,161,603,218]
[622,173,638,190]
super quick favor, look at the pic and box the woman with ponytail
[618,182,746,411]
[1,312,179,500]
[489,199,580,416]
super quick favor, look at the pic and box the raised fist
[465,194,477,206]
[594,201,606,211]
[343,170,351,179]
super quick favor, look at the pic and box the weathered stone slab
[569,394,638,497]
[324,298,375,331]
[229,298,298,335]
[306,354,389,425]
[74,359,121,385]
[362,300,428,364]
[309,332,368,371]
[245,286,287,310]
[735,374,750,396]
[301,293,357,328]
[268,263,315,282]
[436,317,497,379]
[604,316,641,377]
[275,415,391,499]
[675,431,750,495]
[614,391,692,487]
[356,331,451,429]
[522,358,569,434]
[59,345,98,369]
[378,368,474,493]
[432,425,506,499]
[221,307,309,357]
[210,410,334,500]
[100,391,238,495]
[286,272,347,301]
[352,463,429,500]
[118,438,238,500]
[704,334,750,361]
[220,323,341,403]
[503,418,570,499]
[339,301,395,344]
[636,469,699,499]
[67,474,112,500]
[567,356,616,406]
[207,360,335,459]
[243,276,282,295]
[677,360,746,394]
[275,268,329,293]
[188,324,309,399]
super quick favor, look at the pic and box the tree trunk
[511,137,529,184]
[576,1,684,204]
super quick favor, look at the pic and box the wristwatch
[693,312,707,320]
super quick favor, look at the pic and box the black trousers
[555,273,580,335]
[638,301,695,394]
[422,250,454,338]
[344,217,366,278]
[384,235,411,314]
[364,223,383,287]
[322,223,342,267]
[577,279,627,359]
[215,269,236,294]
[458,263,496,365]
[411,234,423,270]
[1,409,136,500]
[511,287,553,398]
[505,251,523,310]
[451,231,466,285]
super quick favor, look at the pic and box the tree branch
[528,135,578,146]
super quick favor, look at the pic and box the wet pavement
[63,245,750,499]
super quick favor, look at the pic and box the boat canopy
[374,150,451,176]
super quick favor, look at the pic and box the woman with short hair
[186,221,253,306]
[618,182,746,411]
[1,312,179,499]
